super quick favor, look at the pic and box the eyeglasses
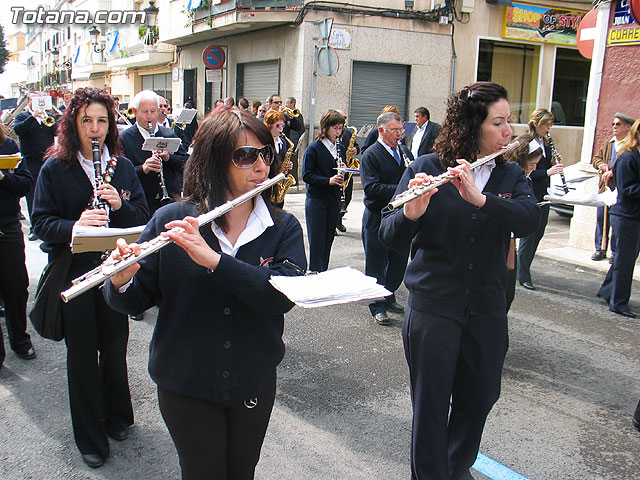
[384,128,405,135]
[272,100,282,104]
[232,145,275,169]
[275,123,285,128]
[612,122,623,126]
[160,104,169,108]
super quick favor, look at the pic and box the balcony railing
[192,0,303,24]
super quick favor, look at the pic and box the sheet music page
[71,225,145,253]
[269,266,391,308]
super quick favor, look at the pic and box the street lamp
[89,25,105,53]
[51,48,72,70]
[144,1,159,45]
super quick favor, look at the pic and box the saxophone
[273,134,296,204]
[343,126,359,189]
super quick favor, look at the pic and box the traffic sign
[202,45,225,70]
[577,9,598,59]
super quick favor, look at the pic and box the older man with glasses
[591,112,635,262]
[360,111,414,326]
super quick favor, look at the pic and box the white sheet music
[269,266,391,308]
[71,225,145,253]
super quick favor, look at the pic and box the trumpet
[60,173,286,302]
[126,107,136,119]
[283,107,300,118]
[387,141,520,211]
[147,121,172,206]
[116,108,132,126]
[43,114,56,127]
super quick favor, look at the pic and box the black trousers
[403,306,508,480]
[595,206,616,254]
[0,223,32,366]
[158,376,276,480]
[61,275,133,458]
[25,160,43,225]
[362,208,409,315]
[598,214,640,314]
[517,204,549,285]
[305,194,340,272]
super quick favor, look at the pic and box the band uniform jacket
[379,154,540,318]
[13,111,57,165]
[360,141,413,212]
[119,124,188,212]
[592,139,617,193]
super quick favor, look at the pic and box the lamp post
[89,25,106,53]
[51,48,72,70]
[143,1,159,45]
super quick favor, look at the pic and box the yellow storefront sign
[608,27,640,45]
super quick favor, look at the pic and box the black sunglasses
[232,145,275,169]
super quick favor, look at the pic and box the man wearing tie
[410,107,440,159]
[360,112,413,325]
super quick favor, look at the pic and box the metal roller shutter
[349,61,410,129]
[237,60,280,104]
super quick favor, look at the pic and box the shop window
[551,48,590,126]
[141,73,172,105]
[477,39,540,124]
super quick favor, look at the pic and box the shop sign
[609,0,640,46]
[503,2,588,46]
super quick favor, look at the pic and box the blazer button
[471,213,478,220]
[468,264,474,270]
[223,341,231,349]
[223,307,231,315]
[222,371,230,378]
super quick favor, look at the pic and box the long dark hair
[45,87,121,165]
[183,109,279,232]
[433,81,509,169]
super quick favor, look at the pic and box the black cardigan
[12,112,57,165]
[611,149,640,220]
[380,154,540,318]
[0,138,32,228]
[302,140,345,202]
[104,201,307,405]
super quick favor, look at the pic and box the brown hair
[619,119,640,155]
[316,110,345,141]
[263,110,285,128]
[504,133,543,169]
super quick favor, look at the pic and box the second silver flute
[387,141,519,211]
[60,173,285,303]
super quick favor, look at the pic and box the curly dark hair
[433,81,509,169]
[45,87,121,165]
[183,109,279,232]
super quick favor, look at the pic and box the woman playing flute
[379,82,540,479]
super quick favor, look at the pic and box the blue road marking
[472,453,531,480]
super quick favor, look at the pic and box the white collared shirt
[211,195,274,257]
[377,136,402,164]
[321,137,338,158]
[160,118,171,129]
[411,121,428,159]
[470,160,496,192]
[136,122,158,138]
[535,137,546,158]
[77,144,111,187]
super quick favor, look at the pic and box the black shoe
[336,221,346,233]
[373,312,391,326]
[609,255,615,265]
[386,301,405,314]
[129,313,144,321]
[0,305,4,317]
[591,251,606,261]
[611,309,636,318]
[108,427,128,441]
[82,453,104,468]
[633,416,640,432]
[16,347,36,360]
[520,281,536,291]
[18,212,25,220]
[28,232,38,241]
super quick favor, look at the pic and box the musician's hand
[449,159,486,208]
[109,238,141,289]
[547,164,564,176]
[97,183,122,211]
[158,151,170,163]
[598,164,609,174]
[329,173,344,187]
[348,147,357,157]
[76,208,109,227]
[163,216,221,270]
[403,173,437,220]
[142,155,162,174]
[286,161,293,171]
[602,170,614,183]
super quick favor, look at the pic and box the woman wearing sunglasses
[103,109,306,479]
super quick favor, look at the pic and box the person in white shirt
[410,107,440,159]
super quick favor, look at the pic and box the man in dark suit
[410,107,440,159]
[120,90,187,216]
[13,92,57,240]
[360,112,413,326]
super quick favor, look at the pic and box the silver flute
[387,141,520,210]
[60,173,285,303]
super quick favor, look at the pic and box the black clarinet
[91,139,110,226]
[148,121,172,205]
[546,133,569,194]
[335,136,347,214]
